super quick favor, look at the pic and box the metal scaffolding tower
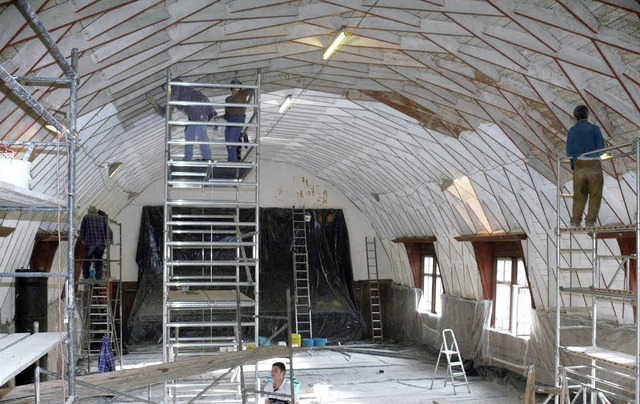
[555,139,639,404]
[162,77,261,402]
[292,207,312,339]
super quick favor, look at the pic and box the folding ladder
[365,237,383,342]
[430,328,470,394]
[292,207,312,339]
[162,76,261,402]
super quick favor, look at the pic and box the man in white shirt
[263,362,299,404]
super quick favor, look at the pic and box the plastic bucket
[291,333,301,347]
[258,336,271,347]
[314,338,327,347]
[302,338,315,347]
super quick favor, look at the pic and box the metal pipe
[0,65,69,137]
[0,207,69,212]
[555,155,562,394]
[636,138,639,404]
[15,0,75,77]
[14,76,73,85]
[34,321,40,404]
[0,141,66,147]
[66,47,79,399]
[0,272,67,278]
[287,290,296,404]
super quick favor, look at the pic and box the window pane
[424,274,433,311]
[515,286,532,336]
[423,256,434,275]
[495,283,511,331]
[435,270,443,314]
[496,258,512,283]
[517,259,528,286]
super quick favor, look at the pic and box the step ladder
[430,329,470,394]
[79,279,121,372]
[365,237,383,342]
[292,207,312,339]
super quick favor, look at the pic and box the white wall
[114,159,394,282]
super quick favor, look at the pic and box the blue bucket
[258,336,271,347]
[314,338,327,347]
[302,338,315,347]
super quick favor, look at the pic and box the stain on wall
[296,176,329,206]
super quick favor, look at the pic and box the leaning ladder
[430,328,470,394]
[292,207,312,339]
[365,237,383,342]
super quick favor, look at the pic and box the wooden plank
[0,332,65,386]
[0,333,30,351]
[0,346,304,402]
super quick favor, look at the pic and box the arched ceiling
[0,0,639,238]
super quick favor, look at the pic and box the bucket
[314,338,327,347]
[291,333,301,347]
[0,159,31,189]
[259,336,271,347]
[302,338,315,347]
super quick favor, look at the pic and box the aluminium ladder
[292,207,312,339]
[162,76,261,403]
[429,328,470,394]
[77,218,122,373]
[365,237,383,342]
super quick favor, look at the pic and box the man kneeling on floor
[264,362,299,404]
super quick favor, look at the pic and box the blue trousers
[83,244,105,280]
[225,115,245,161]
[184,124,211,160]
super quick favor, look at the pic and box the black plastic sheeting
[127,207,365,345]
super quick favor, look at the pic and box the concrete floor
[99,343,527,403]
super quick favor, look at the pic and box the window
[419,255,444,315]
[493,257,532,336]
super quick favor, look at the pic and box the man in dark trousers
[148,78,216,161]
[566,104,605,227]
[224,78,253,162]
[80,206,112,280]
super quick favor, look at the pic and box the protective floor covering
[87,343,528,403]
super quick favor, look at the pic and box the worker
[263,362,299,404]
[224,78,253,162]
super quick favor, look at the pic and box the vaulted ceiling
[0,0,639,240]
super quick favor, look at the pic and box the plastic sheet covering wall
[127,207,365,344]
[260,208,365,342]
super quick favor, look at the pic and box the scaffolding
[0,0,79,398]
[162,76,261,402]
[555,139,640,403]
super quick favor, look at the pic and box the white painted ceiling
[0,1,639,298]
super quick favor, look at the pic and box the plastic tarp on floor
[127,207,365,345]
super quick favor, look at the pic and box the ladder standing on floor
[366,237,383,342]
[430,328,470,394]
[292,207,312,339]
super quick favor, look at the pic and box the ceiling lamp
[279,95,293,113]
[322,27,348,60]
[108,162,123,178]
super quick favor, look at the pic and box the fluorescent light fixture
[108,162,123,178]
[322,29,348,60]
[279,95,293,113]
[601,152,612,160]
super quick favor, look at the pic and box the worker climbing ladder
[162,76,261,402]
[430,328,470,394]
[292,207,312,339]
[365,237,383,342]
